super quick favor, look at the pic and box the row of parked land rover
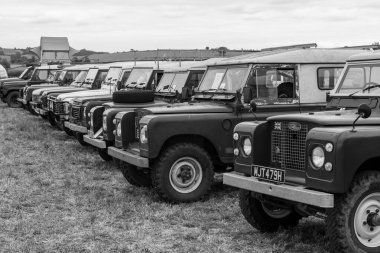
[2,48,380,252]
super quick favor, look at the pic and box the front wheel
[47,112,56,127]
[120,162,151,187]
[326,171,380,253]
[75,132,88,146]
[6,91,21,108]
[98,148,112,161]
[239,190,302,233]
[152,143,214,203]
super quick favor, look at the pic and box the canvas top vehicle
[106,48,365,203]
[0,65,34,87]
[0,65,60,107]
[223,50,380,252]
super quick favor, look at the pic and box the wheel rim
[261,202,291,219]
[169,157,203,194]
[354,193,380,247]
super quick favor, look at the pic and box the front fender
[306,126,380,193]
[140,112,254,163]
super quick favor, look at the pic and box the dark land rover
[0,65,59,107]
[0,66,35,102]
[83,65,206,162]
[107,48,363,203]
[223,51,380,252]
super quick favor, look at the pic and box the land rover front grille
[271,121,308,171]
[53,101,64,114]
[32,95,38,102]
[72,106,81,119]
[41,97,48,109]
[135,116,142,140]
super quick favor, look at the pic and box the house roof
[40,37,70,51]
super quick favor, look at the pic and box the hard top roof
[347,50,380,62]
[35,65,64,70]
[210,48,367,66]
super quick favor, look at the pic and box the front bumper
[107,147,149,168]
[64,121,87,133]
[17,98,27,105]
[83,135,107,149]
[223,172,334,208]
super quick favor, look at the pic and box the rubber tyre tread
[48,113,56,127]
[98,148,112,161]
[239,190,301,233]
[75,132,88,146]
[112,89,155,103]
[6,91,21,108]
[326,171,380,253]
[151,143,214,203]
[120,162,152,187]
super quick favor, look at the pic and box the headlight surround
[140,125,148,144]
[103,115,107,130]
[83,107,87,119]
[116,121,122,136]
[63,102,69,114]
[311,146,325,169]
[242,137,252,156]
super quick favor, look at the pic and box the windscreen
[32,69,49,81]
[336,64,380,94]
[198,66,249,92]
[155,73,175,92]
[19,67,33,79]
[125,68,153,88]
[101,67,122,90]
[57,71,67,82]
[81,68,99,88]
[71,70,88,87]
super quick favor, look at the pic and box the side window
[317,67,343,90]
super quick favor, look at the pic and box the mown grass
[0,103,330,252]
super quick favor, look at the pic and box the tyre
[47,112,56,127]
[75,132,88,146]
[113,90,155,103]
[151,143,214,203]
[326,171,380,253]
[6,91,21,108]
[120,162,151,187]
[63,126,73,136]
[55,119,64,131]
[40,114,48,120]
[239,190,302,232]
[98,148,112,161]
[28,104,38,116]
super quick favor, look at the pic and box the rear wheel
[151,143,214,203]
[98,148,112,161]
[6,91,21,108]
[120,162,151,187]
[326,171,380,253]
[239,190,302,232]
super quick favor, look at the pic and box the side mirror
[249,100,257,112]
[243,86,252,103]
[358,103,371,119]
[182,87,190,100]
[117,81,122,90]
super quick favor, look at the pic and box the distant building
[87,48,258,63]
[30,37,77,64]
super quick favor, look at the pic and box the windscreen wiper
[349,82,380,96]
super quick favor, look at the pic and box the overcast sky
[0,0,379,52]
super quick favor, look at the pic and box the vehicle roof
[347,50,380,62]
[62,64,98,71]
[210,48,367,66]
[36,64,66,70]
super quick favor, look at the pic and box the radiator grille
[53,101,64,114]
[271,121,308,171]
[41,96,48,109]
[72,106,81,120]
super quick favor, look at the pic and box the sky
[0,0,379,52]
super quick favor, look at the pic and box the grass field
[0,103,330,253]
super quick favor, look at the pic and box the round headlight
[311,146,325,169]
[103,116,108,130]
[242,138,252,156]
[116,122,122,136]
[140,125,148,143]
[233,132,239,141]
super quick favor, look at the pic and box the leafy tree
[0,58,10,69]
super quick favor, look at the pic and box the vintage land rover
[83,64,207,162]
[223,51,380,252]
[107,48,363,203]
[63,61,160,141]
[0,66,35,97]
[0,65,59,107]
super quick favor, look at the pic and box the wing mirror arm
[351,103,371,132]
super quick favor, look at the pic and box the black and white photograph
[1,0,380,252]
